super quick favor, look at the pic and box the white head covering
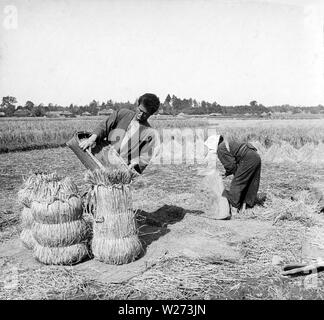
[204,134,222,153]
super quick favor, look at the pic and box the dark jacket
[217,141,257,176]
[92,108,157,174]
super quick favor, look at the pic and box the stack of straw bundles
[30,173,90,265]
[17,173,43,249]
[85,169,142,264]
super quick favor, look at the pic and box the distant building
[45,111,62,118]
[59,111,75,118]
[81,111,92,116]
[260,112,271,118]
[0,111,5,117]
[98,109,114,116]
[14,109,31,117]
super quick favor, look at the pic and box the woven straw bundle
[85,169,142,265]
[31,197,83,224]
[33,219,89,247]
[17,173,44,249]
[26,172,90,265]
[33,242,89,265]
[21,207,34,229]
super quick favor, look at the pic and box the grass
[1,117,323,152]
[0,117,208,152]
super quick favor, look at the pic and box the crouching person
[216,135,261,215]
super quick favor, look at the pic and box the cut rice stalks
[84,169,142,264]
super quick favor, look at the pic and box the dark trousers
[223,150,261,208]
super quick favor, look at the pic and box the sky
[0,0,323,106]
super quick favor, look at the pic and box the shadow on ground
[136,205,204,256]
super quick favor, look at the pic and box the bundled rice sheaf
[33,242,89,265]
[85,169,142,265]
[17,173,46,249]
[33,219,90,247]
[31,197,83,224]
[29,172,90,265]
[20,207,34,229]
[18,173,43,208]
[92,236,142,265]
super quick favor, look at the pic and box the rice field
[0,117,324,300]
[0,117,323,152]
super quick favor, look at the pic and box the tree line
[0,95,323,117]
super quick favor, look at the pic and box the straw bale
[92,235,142,264]
[32,219,90,247]
[18,173,43,207]
[85,169,142,264]
[31,197,82,224]
[93,211,137,238]
[32,174,79,204]
[84,169,137,186]
[20,229,37,250]
[33,242,89,265]
[21,207,34,229]
[308,143,324,164]
[297,143,316,163]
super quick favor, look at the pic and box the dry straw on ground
[239,190,319,227]
[85,169,142,265]
[20,229,38,250]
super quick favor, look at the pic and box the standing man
[79,93,160,174]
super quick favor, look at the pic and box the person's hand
[79,134,97,150]
[128,162,140,175]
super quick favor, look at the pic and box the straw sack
[21,207,34,229]
[85,169,142,264]
[93,210,137,238]
[31,197,82,224]
[33,242,89,265]
[92,235,142,265]
[20,229,37,250]
[32,219,89,247]
[201,169,230,220]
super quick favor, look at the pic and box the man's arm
[79,110,118,150]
